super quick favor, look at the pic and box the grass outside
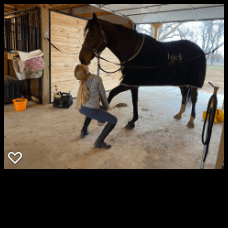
[207,65,224,71]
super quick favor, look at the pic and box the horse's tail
[186,86,192,106]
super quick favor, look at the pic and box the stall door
[51,11,96,102]
[51,11,122,102]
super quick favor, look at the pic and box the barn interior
[4,4,224,169]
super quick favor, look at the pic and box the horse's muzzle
[80,58,91,66]
[79,47,94,65]
[79,54,91,65]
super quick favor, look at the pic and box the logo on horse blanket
[167,52,183,63]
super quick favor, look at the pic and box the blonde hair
[75,64,90,109]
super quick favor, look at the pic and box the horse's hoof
[186,122,194,128]
[174,114,182,120]
[125,123,135,130]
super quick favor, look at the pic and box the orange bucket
[12,98,27,111]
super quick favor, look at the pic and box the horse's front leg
[125,87,139,129]
[107,85,130,104]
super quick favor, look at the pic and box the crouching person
[75,64,117,149]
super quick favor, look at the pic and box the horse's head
[79,13,107,65]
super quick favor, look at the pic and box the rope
[47,38,80,55]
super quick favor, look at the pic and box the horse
[79,13,206,129]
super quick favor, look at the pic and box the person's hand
[105,105,111,111]
[100,105,109,111]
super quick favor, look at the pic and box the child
[75,64,117,149]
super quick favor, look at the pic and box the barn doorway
[49,10,122,103]
[50,10,89,103]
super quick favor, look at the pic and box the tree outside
[136,20,224,66]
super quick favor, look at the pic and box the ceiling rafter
[4,4,39,14]
[4,4,90,15]
[51,4,88,11]
[76,11,112,18]
[4,4,114,19]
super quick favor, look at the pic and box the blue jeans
[79,106,117,125]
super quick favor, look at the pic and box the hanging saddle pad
[11,49,45,73]
[12,57,43,80]
[16,56,45,73]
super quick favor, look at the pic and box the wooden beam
[4,4,89,14]
[52,4,88,11]
[4,8,13,14]
[4,4,26,10]
[19,4,39,8]
[4,5,15,9]
[4,5,17,14]
[76,11,112,18]
[4,4,37,8]
[68,8,72,15]
[4,4,40,15]
[6,53,17,60]
[152,23,163,40]
[14,4,38,8]
[40,4,52,105]
[4,6,39,17]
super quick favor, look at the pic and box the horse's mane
[84,18,138,36]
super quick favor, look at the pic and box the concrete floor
[4,86,224,169]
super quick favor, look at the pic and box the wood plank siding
[50,11,121,102]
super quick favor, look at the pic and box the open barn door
[50,10,122,102]
[50,10,92,102]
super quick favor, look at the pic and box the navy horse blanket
[121,34,206,88]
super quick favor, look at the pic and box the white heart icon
[8,152,23,164]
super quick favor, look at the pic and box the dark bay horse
[79,13,206,129]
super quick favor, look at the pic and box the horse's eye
[91,33,94,37]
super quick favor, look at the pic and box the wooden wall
[50,11,121,102]
[98,48,122,89]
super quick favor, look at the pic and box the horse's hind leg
[187,87,198,128]
[174,86,189,120]
[125,87,139,129]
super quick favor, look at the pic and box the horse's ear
[93,13,97,21]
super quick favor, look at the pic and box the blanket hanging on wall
[15,56,45,73]
[12,58,43,80]
[11,49,44,62]
[121,35,206,88]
